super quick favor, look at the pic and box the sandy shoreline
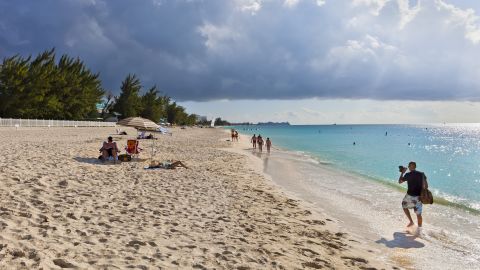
[0,127,388,269]
[230,130,480,270]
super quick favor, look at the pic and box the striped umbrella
[117,117,159,131]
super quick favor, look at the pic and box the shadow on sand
[252,151,263,158]
[74,157,148,165]
[375,232,425,249]
[73,157,115,165]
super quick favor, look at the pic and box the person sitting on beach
[149,160,188,169]
[398,161,427,232]
[257,135,264,152]
[99,136,119,162]
[137,131,146,139]
[137,132,154,140]
[266,137,272,153]
[251,134,257,149]
[116,129,127,135]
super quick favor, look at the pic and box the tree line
[108,74,198,125]
[0,49,204,125]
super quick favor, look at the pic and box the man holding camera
[398,161,426,229]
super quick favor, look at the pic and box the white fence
[0,118,116,128]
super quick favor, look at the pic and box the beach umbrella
[117,117,159,131]
[118,117,171,164]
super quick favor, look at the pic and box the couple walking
[251,134,271,153]
[230,129,239,142]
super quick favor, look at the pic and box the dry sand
[0,127,388,269]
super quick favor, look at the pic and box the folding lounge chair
[125,139,142,159]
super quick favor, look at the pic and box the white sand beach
[0,127,387,269]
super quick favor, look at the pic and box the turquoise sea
[231,124,480,212]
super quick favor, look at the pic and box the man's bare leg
[102,150,108,161]
[403,208,414,227]
[112,149,118,164]
[178,161,188,169]
[416,214,422,227]
[172,161,188,169]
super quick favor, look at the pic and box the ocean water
[231,124,480,212]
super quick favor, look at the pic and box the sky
[1,0,480,124]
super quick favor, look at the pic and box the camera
[398,165,406,172]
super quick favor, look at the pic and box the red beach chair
[125,139,142,159]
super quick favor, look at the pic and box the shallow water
[232,124,480,212]
[255,146,480,269]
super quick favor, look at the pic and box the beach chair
[125,139,142,159]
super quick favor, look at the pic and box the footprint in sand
[98,238,108,243]
[10,249,25,258]
[341,256,369,267]
[53,258,76,268]
[126,240,147,248]
[66,213,77,220]
[58,180,68,187]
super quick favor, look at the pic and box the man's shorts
[402,194,423,215]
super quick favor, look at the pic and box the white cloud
[197,23,241,52]
[70,0,98,5]
[352,0,421,29]
[352,0,391,16]
[397,0,421,29]
[65,15,114,50]
[284,0,300,8]
[236,0,262,15]
[301,107,324,117]
[316,0,326,7]
[435,0,480,44]
[151,0,164,6]
[346,16,359,28]
[314,35,398,73]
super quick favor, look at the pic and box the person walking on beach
[266,137,272,153]
[251,134,257,149]
[398,161,426,231]
[234,130,239,142]
[231,129,235,141]
[257,135,264,152]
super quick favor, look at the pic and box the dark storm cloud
[1,0,480,101]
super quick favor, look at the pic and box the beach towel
[144,162,171,170]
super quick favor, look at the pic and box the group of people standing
[251,134,272,153]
